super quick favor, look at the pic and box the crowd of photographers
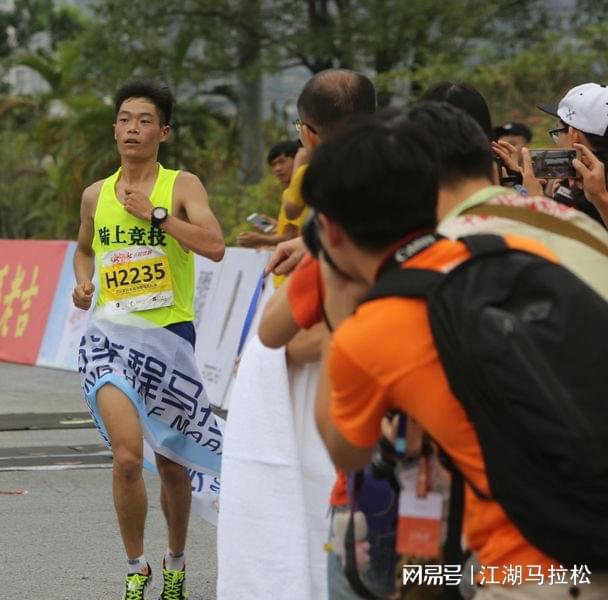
[222,73,608,600]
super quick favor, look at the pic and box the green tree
[0,0,602,240]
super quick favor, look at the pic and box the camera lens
[302,213,321,258]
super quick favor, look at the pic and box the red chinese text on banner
[0,240,69,365]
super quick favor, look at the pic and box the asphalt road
[0,362,218,600]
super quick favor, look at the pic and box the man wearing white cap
[539,82,608,227]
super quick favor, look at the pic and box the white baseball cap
[538,83,608,137]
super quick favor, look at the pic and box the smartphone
[246,212,274,233]
[530,149,577,179]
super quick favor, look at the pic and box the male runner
[73,80,224,600]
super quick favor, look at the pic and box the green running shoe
[122,565,154,600]
[159,563,187,600]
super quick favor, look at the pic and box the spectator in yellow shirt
[237,140,308,251]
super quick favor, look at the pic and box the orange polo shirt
[286,254,324,329]
[328,236,559,571]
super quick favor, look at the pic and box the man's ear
[569,127,586,146]
[113,123,117,140]
[302,125,319,151]
[317,213,344,247]
[160,124,171,143]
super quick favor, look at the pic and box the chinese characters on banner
[0,240,69,364]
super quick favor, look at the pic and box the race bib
[100,246,174,313]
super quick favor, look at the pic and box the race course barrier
[0,240,271,409]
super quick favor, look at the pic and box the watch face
[153,207,167,219]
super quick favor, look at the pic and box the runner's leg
[97,383,147,559]
[155,453,191,554]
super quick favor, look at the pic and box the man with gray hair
[221,69,379,600]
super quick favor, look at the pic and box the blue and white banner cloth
[78,307,223,524]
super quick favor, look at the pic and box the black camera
[302,212,322,259]
[302,212,347,276]
[494,154,523,186]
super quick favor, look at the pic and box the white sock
[164,549,185,571]
[127,555,149,575]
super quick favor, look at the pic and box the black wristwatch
[151,206,169,228]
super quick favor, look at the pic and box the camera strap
[373,228,442,284]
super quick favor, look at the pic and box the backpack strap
[459,233,508,255]
[363,268,443,303]
[441,469,465,600]
[463,203,608,258]
[440,452,465,565]
[364,234,509,305]
[437,448,491,600]
[343,471,382,599]
[344,513,381,599]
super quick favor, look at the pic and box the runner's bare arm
[72,182,101,310]
[164,172,225,261]
[120,170,225,261]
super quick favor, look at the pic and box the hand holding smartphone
[246,212,275,233]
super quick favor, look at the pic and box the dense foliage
[0,0,606,241]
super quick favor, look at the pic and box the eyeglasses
[293,118,317,134]
[548,126,568,144]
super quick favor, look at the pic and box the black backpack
[363,233,608,569]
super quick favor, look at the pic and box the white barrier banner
[38,243,95,370]
[193,248,271,408]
